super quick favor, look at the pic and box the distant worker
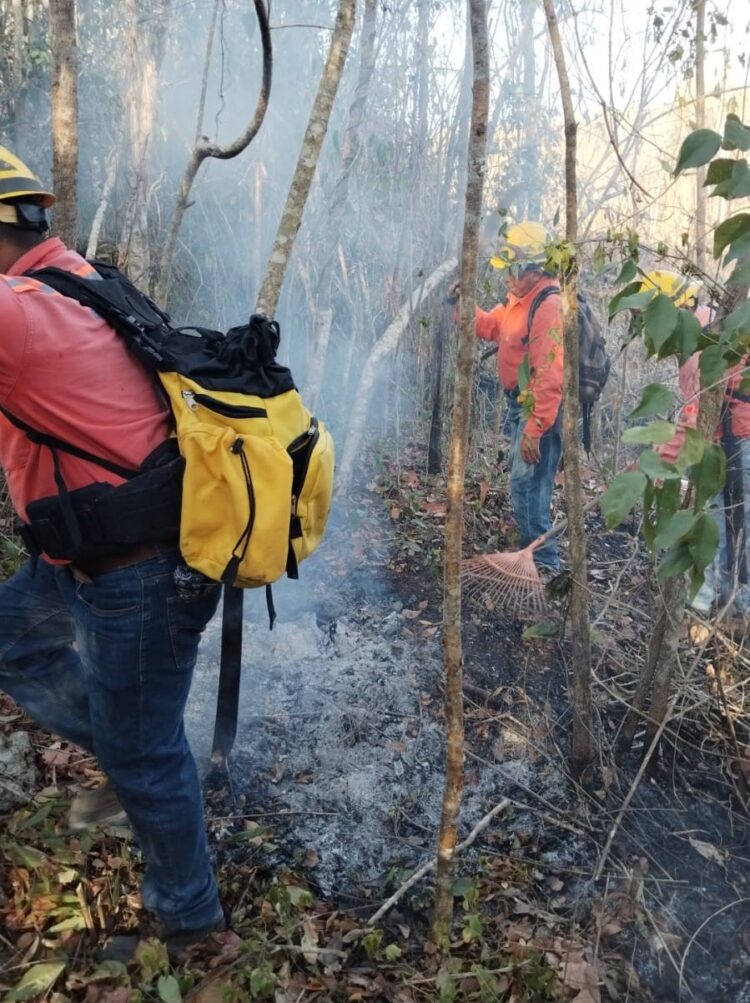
[452,221,564,574]
[647,270,750,618]
[0,146,225,955]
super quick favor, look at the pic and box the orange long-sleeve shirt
[0,238,172,523]
[475,275,563,438]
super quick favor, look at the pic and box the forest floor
[2,443,750,1003]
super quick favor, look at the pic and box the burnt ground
[181,458,750,1003]
[2,453,750,1002]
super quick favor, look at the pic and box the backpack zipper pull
[182,389,197,410]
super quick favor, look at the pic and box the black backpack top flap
[165,314,296,398]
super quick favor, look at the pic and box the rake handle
[526,493,603,554]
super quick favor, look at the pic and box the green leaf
[688,512,720,572]
[157,975,182,1003]
[728,255,750,288]
[674,308,702,363]
[714,213,750,258]
[644,294,679,352]
[722,113,750,151]
[674,128,723,175]
[7,963,66,1001]
[601,470,647,528]
[699,343,728,389]
[609,288,656,317]
[704,158,735,186]
[721,300,750,336]
[452,877,476,897]
[629,383,675,420]
[639,449,682,481]
[521,621,558,639]
[615,259,637,284]
[622,420,676,445]
[711,160,750,200]
[653,510,697,551]
[384,943,402,960]
[657,543,694,580]
[518,353,530,392]
[286,885,313,908]
[692,444,726,511]
[676,428,706,470]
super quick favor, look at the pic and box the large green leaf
[653,510,697,551]
[8,963,66,1001]
[714,213,750,258]
[622,420,676,445]
[615,259,638,284]
[692,444,726,511]
[722,300,750,336]
[699,343,728,388]
[728,255,750,288]
[688,512,720,573]
[628,383,675,420]
[704,158,735,186]
[722,113,750,152]
[609,288,656,317]
[639,449,682,481]
[601,470,647,528]
[657,542,694,581]
[674,129,723,175]
[675,427,706,470]
[711,160,750,200]
[158,975,183,1003]
[674,308,702,363]
[644,294,679,353]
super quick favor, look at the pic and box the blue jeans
[506,395,563,570]
[0,551,223,932]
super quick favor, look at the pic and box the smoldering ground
[183,511,750,1002]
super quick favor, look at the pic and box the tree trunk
[117,0,172,286]
[86,146,118,259]
[432,0,488,945]
[337,257,457,493]
[694,0,707,271]
[427,304,451,475]
[304,0,378,407]
[49,0,78,249]
[542,0,593,779]
[256,0,357,318]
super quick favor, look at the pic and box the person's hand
[520,434,541,464]
[446,280,461,305]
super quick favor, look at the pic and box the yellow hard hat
[490,220,550,271]
[640,270,699,308]
[0,145,55,229]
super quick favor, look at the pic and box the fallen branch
[366,798,509,927]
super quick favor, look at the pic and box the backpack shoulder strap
[0,404,137,479]
[523,284,561,344]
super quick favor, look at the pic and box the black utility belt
[20,450,183,563]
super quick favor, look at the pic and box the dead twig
[365,798,510,927]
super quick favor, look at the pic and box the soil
[184,483,750,1003]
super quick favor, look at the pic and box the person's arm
[658,355,700,465]
[522,294,563,452]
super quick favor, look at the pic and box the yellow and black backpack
[9,261,334,758]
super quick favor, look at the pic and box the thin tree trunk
[432,0,488,945]
[86,146,118,259]
[304,0,378,407]
[427,304,451,475]
[542,0,592,778]
[256,0,357,318]
[338,258,457,493]
[155,0,271,306]
[694,0,707,271]
[49,0,78,249]
[117,0,172,285]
